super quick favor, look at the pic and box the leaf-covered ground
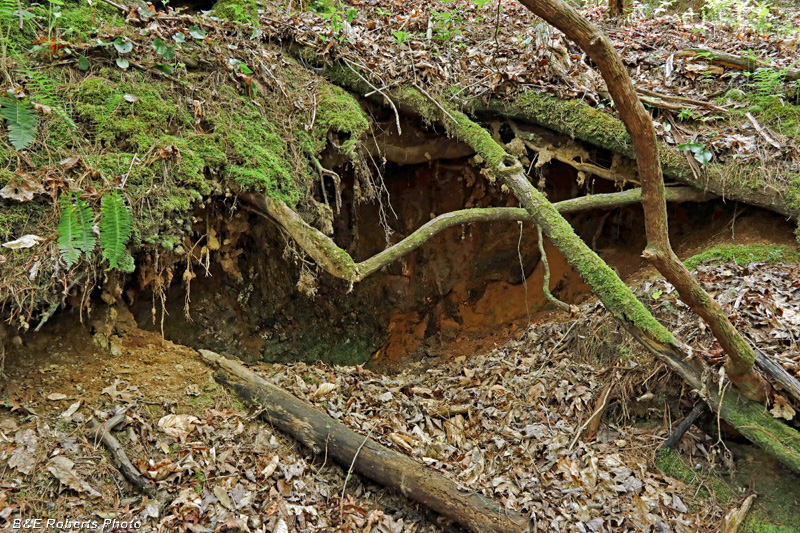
[2,257,799,532]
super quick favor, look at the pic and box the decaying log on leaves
[676,49,800,82]
[753,348,800,407]
[197,349,531,533]
[88,411,156,497]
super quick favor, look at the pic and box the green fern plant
[0,95,38,150]
[17,67,77,131]
[57,191,96,268]
[0,0,19,26]
[99,190,134,272]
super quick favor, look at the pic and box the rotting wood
[753,348,800,407]
[197,349,531,533]
[676,48,800,82]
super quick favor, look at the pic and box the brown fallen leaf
[0,173,43,202]
[47,456,101,498]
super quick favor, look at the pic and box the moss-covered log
[471,94,798,219]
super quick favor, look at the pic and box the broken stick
[88,411,156,497]
[198,349,531,533]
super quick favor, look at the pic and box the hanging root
[536,225,572,314]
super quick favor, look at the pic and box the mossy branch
[248,186,707,283]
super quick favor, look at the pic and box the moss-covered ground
[0,0,371,325]
[683,244,800,270]
[657,447,800,532]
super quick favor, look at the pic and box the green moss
[213,87,301,203]
[211,0,262,23]
[74,77,193,153]
[510,91,631,153]
[657,446,800,532]
[0,202,46,241]
[656,449,734,505]
[312,84,369,154]
[684,244,800,270]
[55,0,126,42]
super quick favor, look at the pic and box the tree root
[312,70,800,472]
[243,186,709,284]
[88,410,156,497]
[536,225,571,314]
[659,401,708,451]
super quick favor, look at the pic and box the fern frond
[74,196,96,253]
[0,96,38,150]
[57,193,80,268]
[17,68,77,131]
[57,192,97,268]
[99,190,133,271]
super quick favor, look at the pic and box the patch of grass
[683,244,800,270]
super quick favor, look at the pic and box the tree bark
[607,0,624,17]
[197,349,531,533]
[515,0,768,402]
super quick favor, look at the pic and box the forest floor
[2,235,800,532]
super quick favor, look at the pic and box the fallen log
[676,49,800,82]
[197,349,531,533]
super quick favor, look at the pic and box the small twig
[305,91,317,132]
[15,0,23,29]
[569,384,613,450]
[659,401,708,451]
[412,82,458,125]
[339,425,375,520]
[636,87,729,114]
[343,58,401,135]
[96,0,126,12]
[745,112,782,149]
[88,411,156,497]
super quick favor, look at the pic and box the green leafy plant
[99,190,134,272]
[16,67,76,130]
[392,30,410,45]
[677,141,713,164]
[677,107,697,121]
[0,95,38,150]
[113,37,132,54]
[57,192,96,268]
[152,38,175,61]
[188,25,206,39]
[748,67,786,103]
